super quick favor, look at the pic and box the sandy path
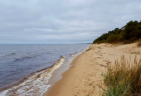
[46,43,140,96]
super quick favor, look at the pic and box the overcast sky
[0,0,141,44]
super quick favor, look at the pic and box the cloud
[0,0,141,44]
[29,0,37,4]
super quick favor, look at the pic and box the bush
[93,20,141,44]
[107,35,118,43]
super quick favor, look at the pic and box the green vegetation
[93,20,141,44]
[102,56,141,96]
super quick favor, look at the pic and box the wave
[1,53,16,57]
[13,52,52,62]
[0,56,65,96]
[0,53,39,64]
[14,54,38,61]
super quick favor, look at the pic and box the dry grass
[102,55,141,96]
[131,51,140,54]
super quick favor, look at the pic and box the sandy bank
[46,42,141,96]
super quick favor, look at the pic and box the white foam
[0,58,65,96]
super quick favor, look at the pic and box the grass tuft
[102,55,141,96]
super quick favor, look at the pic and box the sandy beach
[45,42,141,96]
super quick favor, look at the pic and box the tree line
[93,20,141,44]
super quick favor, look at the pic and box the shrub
[93,20,141,44]
[107,35,118,43]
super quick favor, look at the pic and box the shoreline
[44,52,87,96]
[43,47,88,96]
[45,44,105,96]
[0,44,89,96]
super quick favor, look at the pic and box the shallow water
[0,44,89,96]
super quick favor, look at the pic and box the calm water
[0,44,88,95]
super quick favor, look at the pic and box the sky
[0,0,141,44]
